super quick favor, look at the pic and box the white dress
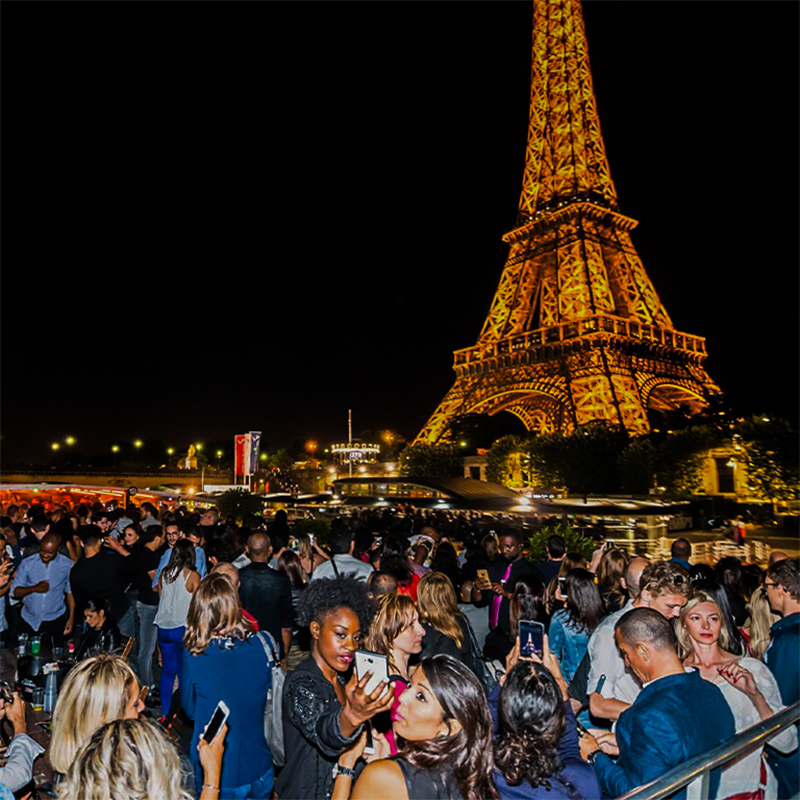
[705,658,798,800]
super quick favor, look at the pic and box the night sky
[2,2,798,465]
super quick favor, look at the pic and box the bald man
[238,533,294,664]
[11,533,74,646]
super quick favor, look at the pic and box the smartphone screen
[200,700,230,743]
[607,540,615,549]
[354,650,389,696]
[558,576,567,598]
[519,619,545,658]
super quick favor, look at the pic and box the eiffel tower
[415,0,720,445]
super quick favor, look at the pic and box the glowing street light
[195,443,203,452]
[306,440,318,454]
[65,436,75,446]
[134,440,143,449]
[111,445,120,453]
[167,448,174,456]
[51,443,60,451]
[215,449,223,468]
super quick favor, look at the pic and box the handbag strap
[331,556,340,578]
[256,631,279,668]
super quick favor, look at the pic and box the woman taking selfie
[275,576,395,800]
[351,654,498,800]
[676,589,797,799]
[181,573,273,798]
[365,593,426,753]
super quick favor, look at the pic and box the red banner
[234,435,247,476]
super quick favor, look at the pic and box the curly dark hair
[297,575,374,630]
[494,662,567,792]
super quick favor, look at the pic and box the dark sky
[2,2,798,465]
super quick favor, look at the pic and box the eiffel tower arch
[415,0,720,445]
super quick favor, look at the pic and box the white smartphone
[354,650,390,697]
[200,700,230,743]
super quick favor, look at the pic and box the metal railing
[616,701,800,800]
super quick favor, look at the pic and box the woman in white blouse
[676,589,797,800]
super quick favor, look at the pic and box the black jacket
[238,563,295,660]
[75,619,121,661]
[274,657,362,800]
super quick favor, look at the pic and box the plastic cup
[32,688,44,711]
[31,636,41,655]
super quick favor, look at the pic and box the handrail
[615,701,800,800]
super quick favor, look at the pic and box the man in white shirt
[587,558,691,721]
[311,527,373,583]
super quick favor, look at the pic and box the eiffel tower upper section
[415,0,719,445]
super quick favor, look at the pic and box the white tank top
[154,569,193,629]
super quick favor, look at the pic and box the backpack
[256,630,287,766]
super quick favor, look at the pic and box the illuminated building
[330,442,380,466]
[416,0,719,444]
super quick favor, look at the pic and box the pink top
[385,677,409,755]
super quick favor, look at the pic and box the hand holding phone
[519,619,545,659]
[355,651,390,697]
[476,569,491,590]
[200,700,230,744]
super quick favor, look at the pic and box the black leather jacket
[274,656,363,800]
[75,619,122,661]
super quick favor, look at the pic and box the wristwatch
[333,763,356,779]
[586,749,602,766]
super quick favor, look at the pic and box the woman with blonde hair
[743,586,779,661]
[49,654,145,776]
[181,572,274,798]
[417,572,471,665]
[676,589,797,799]
[364,593,426,754]
[56,717,225,800]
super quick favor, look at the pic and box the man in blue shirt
[763,556,799,799]
[11,534,74,647]
[152,523,207,587]
[580,608,735,800]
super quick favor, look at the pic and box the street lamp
[216,449,223,468]
[51,443,60,451]
[111,444,120,466]
[134,440,143,449]
[65,436,75,446]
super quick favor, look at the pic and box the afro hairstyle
[298,575,375,630]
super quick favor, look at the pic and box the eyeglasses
[763,581,778,588]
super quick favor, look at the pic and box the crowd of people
[0,499,796,800]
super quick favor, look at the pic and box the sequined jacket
[274,656,362,800]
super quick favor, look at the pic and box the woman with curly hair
[274,576,395,800]
[492,640,600,800]
[352,654,499,800]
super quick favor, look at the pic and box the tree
[216,489,264,523]
[486,435,527,487]
[735,416,799,504]
[618,437,658,495]
[656,425,723,496]
[397,443,463,478]
[526,522,596,564]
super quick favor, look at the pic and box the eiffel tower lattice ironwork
[415,0,720,445]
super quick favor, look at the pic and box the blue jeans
[215,768,274,800]
[136,602,159,688]
[157,625,185,718]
